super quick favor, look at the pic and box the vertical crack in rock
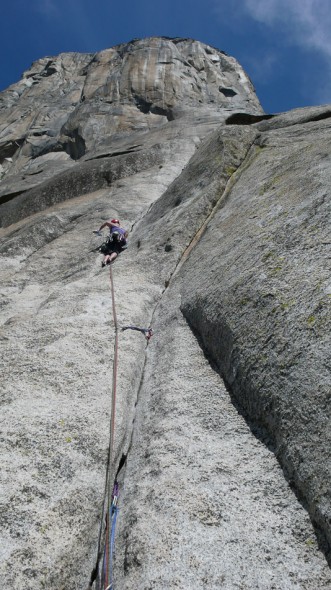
[1,37,331,590]
[106,115,330,587]
[94,135,265,586]
[63,128,87,160]
[178,116,331,564]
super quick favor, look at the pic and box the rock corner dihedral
[1,37,331,590]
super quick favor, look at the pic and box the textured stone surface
[0,37,262,217]
[115,280,331,590]
[180,112,331,554]
[0,37,330,590]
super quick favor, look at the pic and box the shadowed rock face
[179,113,331,548]
[0,37,331,590]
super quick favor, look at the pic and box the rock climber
[94,219,128,267]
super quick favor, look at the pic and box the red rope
[104,264,119,589]
[104,513,109,588]
[109,265,118,330]
[109,265,119,454]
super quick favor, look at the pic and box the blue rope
[104,507,118,590]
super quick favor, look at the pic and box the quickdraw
[121,325,154,341]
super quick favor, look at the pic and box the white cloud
[242,0,331,59]
[244,52,279,84]
[244,0,280,24]
[210,0,331,106]
[34,0,58,17]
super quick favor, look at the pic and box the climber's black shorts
[99,239,126,255]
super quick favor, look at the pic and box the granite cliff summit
[0,37,330,590]
[0,36,261,225]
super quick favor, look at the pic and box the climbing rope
[93,261,153,590]
[104,482,119,590]
[95,265,119,590]
[104,264,119,590]
[109,264,119,451]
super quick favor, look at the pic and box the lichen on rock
[0,37,330,590]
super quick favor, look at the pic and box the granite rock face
[179,109,331,549]
[0,37,330,590]
[0,37,261,222]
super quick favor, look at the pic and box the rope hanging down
[103,483,119,590]
[95,264,154,590]
[101,265,120,590]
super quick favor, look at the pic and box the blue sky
[1,0,331,114]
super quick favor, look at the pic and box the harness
[99,230,127,254]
